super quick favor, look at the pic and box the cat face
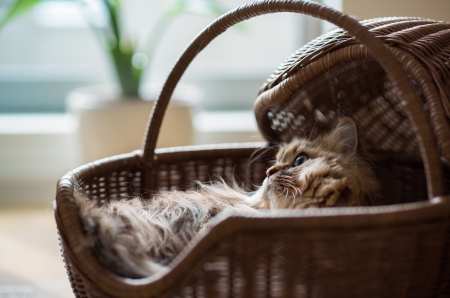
[258,118,378,209]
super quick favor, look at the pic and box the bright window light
[32,0,108,28]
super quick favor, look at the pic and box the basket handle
[142,0,444,199]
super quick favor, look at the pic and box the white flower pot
[67,84,202,163]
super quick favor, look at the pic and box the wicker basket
[55,1,450,297]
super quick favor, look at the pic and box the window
[0,0,341,113]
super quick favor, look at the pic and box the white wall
[0,0,310,112]
[0,115,80,207]
[343,0,450,22]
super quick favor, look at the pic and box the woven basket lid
[254,17,450,162]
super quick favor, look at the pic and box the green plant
[94,0,229,97]
[0,0,41,28]
[0,0,229,98]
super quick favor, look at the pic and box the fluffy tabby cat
[76,117,379,278]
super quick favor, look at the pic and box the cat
[254,117,379,209]
[76,117,379,278]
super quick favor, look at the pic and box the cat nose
[266,166,280,177]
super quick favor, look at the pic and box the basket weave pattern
[257,17,450,161]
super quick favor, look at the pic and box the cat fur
[76,117,379,278]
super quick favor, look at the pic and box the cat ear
[335,117,358,155]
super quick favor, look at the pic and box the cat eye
[294,154,309,167]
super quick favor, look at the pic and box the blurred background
[0,0,449,296]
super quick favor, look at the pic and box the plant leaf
[0,0,42,28]
[102,0,120,38]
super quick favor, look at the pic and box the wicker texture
[54,1,450,297]
[256,16,450,165]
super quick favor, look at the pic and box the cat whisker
[248,144,279,165]
[248,148,268,166]
[283,185,300,209]
[289,185,302,200]
[289,186,298,200]
[292,186,300,198]
[283,188,290,201]
[296,187,303,198]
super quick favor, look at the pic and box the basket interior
[76,148,450,207]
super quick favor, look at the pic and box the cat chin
[258,184,295,209]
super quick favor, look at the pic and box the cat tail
[74,192,168,278]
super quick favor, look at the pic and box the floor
[0,208,73,298]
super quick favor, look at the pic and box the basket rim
[55,142,450,297]
[57,196,450,296]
